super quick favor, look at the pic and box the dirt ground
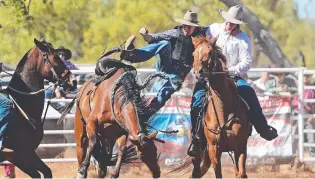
[0,148,314,178]
[0,161,314,178]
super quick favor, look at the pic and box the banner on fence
[148,95,294,166]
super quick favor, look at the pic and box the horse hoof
[76,172,86,179]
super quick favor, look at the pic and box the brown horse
[190,36,250,178]
[74,58,162,178]
[170,36,250,178]
[0,38,76,178]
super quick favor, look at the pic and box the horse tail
[109,144,138,165]
[166,148,208,176]
[56,96,77,125]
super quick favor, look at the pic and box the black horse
[0,38,76,178]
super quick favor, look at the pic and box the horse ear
[34,38,49,53]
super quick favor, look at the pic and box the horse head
[192,36,227,82]
[34,38,77,92]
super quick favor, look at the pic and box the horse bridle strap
[198,44,227,76]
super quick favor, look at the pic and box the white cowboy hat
[219,5,247,24]
[174,10,200,27]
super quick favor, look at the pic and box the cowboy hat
[174,10,200,27]
[219,5,247,24]
[56,46,72,60]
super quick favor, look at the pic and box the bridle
[42,51,72,88]
[195,43,226,82]
[6,49,72,96]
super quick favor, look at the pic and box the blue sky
[295,0,315,19]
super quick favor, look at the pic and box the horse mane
[115,72,151,117]
[14,39,54,75]
[14,48,33,74]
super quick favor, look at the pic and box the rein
[4,51,68,96]
[3,50,71,128]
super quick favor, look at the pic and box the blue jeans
[191,79,268,134]
[130,40,185,113]
[0,93,13,144]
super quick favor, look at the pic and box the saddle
[94,58,136,86]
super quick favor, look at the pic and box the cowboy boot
[187,107,203,157]
[125,35,136,50]
[239,86,278,140]
[251,111,278,140]
[120,35,137,61]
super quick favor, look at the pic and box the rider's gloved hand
[223,67,229,76]
[139,27,152,43]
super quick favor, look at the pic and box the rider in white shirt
[188,5,278,157]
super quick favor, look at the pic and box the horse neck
[208,76,236,120]
[8,50,45,121]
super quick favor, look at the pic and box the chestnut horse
[74,58,163,178]
[170,37,250,178]
[191,37,250,178]
[0,38,76,178]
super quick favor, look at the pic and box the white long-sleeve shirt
[205,23,252,76]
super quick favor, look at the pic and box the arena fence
[0,67,314,163]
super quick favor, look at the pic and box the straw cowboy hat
[56,46,72,60]
[174,10,200,27]
[219,5,247,24]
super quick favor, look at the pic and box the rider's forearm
[149,29,178,43]
[228,57,251,76]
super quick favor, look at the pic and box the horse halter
[197,43,226,80]
[42,51,71,88]
[195,44,213,81]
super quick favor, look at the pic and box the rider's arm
[149,29,178,43]
[205,23,222,39]
[228,37,252,76]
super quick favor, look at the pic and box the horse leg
[234,151,240,178]
[92,139,111,178]
[111,134,128,178]
[9,151,45,178]
[236,146,248,178]
[75,107,88,172]
[200,149,211,177]
[141,141,161,178]
[24,150,52,178]
[77,119,98,178]
[208,145,222,178]
[191,155,202,178]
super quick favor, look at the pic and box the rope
[7,84,54,96]
[145,123,178,134]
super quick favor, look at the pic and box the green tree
[0,0,314,69]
